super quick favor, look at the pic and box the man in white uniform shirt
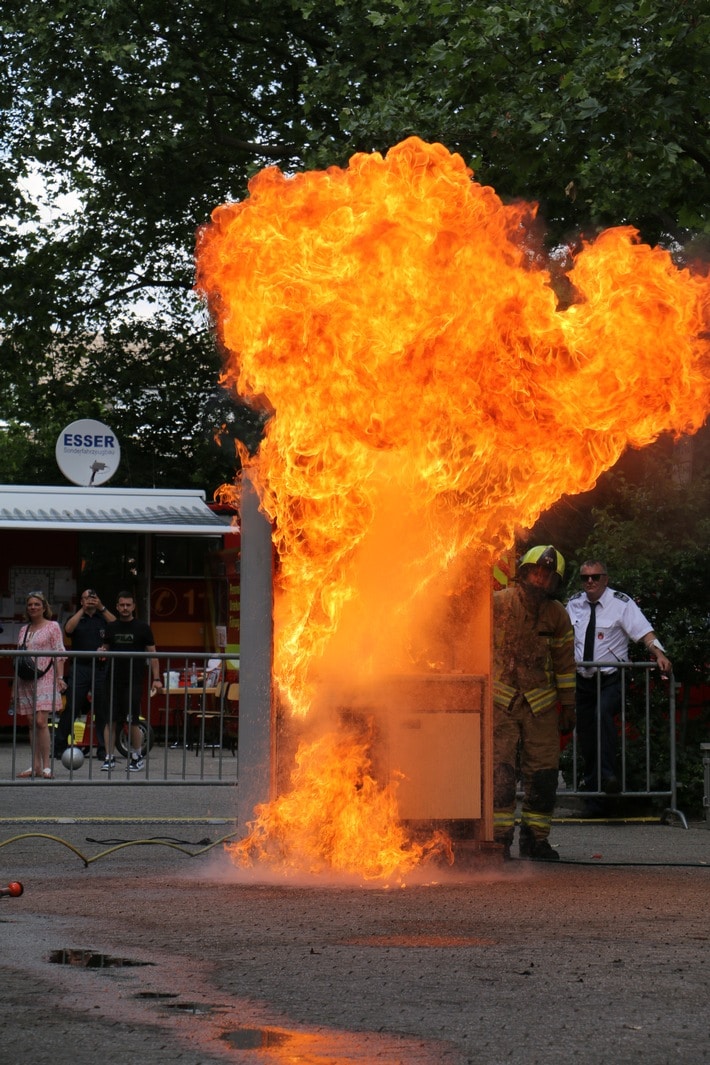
[566,560,672,808]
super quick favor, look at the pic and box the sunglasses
[580,574,606,583]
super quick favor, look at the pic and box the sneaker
[521,836,560,862]
[101,756,116,772]
[128,756,145,772]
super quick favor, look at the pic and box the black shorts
[107,681,144,725]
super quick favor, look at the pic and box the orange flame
[196,137,709,877]
[213,480,241,511]
[229,721,451,880]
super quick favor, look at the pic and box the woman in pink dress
[14,592,67,779]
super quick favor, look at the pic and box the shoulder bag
[16,627,52,682]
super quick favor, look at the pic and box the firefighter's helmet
[518,545,565,592]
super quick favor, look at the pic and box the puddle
[164,1001,213,1015]
[220,1026,428,1061]
[48,949,155,968]
[134,991,179,999]
[222,1028,292,1050]
[43,945,444,1063]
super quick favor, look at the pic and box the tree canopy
[1,0,708,491]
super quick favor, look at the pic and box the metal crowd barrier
[1,650,238,785]
[701,743,710,830]
[558,659,687,827]
[2,652,687,820]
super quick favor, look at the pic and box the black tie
[583,601,597,663]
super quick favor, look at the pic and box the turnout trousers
[493,693,560,845]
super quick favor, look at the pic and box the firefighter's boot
[519,833,559,861]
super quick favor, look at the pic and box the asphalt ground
[1,773,708,1065]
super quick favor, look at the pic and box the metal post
[702,743,710,830]
[237,466,275,836]
[661,677,688,828]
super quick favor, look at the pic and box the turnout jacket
[493,584,576,715]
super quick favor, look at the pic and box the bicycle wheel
[116,719,154,758]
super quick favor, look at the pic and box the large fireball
[196,137,709,877]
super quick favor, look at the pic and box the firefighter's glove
[558,706,576,735]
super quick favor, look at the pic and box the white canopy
[0,485,236,535]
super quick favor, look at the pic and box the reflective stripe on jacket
[493,584,576,715]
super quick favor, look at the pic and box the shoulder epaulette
[566,591,584,602]
[613,590,630,602]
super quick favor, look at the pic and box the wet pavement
[1,779,709,1065]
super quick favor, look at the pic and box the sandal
[16,768,34,778]
[42,768,53,779]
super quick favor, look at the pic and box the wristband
[650,638,666,654]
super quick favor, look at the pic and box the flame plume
[196,137,709,878]
[229,721,452,881]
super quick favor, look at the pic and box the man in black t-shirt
[54,589,116,758]
[100,591,163,772]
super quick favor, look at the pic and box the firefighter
[493,545,576,860]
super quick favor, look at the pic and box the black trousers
[575,672,621,788]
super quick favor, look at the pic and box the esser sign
[55,418,121,486]
[62,431,115,448]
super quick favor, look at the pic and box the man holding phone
[55,589,116,759]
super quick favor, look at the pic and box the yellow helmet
[519,545,566,583]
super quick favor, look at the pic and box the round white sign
[55,419,121,486]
